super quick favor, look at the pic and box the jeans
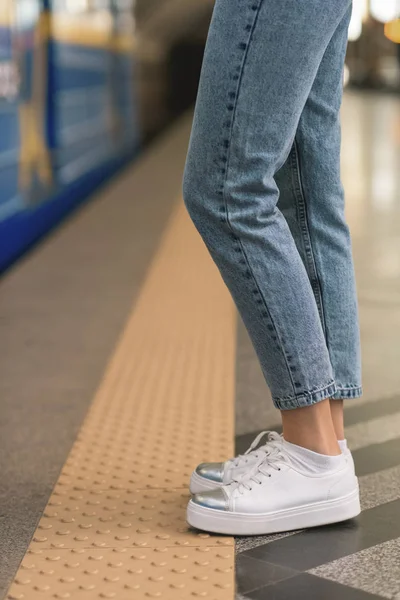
[183,0,362,410]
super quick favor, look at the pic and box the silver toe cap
[196,462,224,483]
[191,488,229,511]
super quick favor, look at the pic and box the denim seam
[221,0,297,399]
[290,139,328,341]
[336,384,363,390]
[332,385,363,400]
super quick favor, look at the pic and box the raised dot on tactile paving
[54,593,71,599]
[100,593,116,599]
[128,568,143,575]
[39,569,55,576]
[172,569,187,574]
[33,536,47,543]
[60,576,76,584]
[7,593,24,599]
[15,579,30,586]
[34,586,50,592]
[79,585,95,591]
[124,584,141,591]
[92,541,107,548]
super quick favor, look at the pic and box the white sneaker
[190,431,283,494]
[187,442,360,536]
[190,431,355,494]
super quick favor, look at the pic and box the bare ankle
[330,399,345,440]
[281,399,341,456]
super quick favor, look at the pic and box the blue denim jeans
[183,0,362,410]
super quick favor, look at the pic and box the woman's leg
[184,3,362,534]
[184,0,353,414]
[275,6,362,440]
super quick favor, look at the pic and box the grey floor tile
[243,499,400,571]
[360,464,400,511]
[310,538,400,599]
[247,573,385,600]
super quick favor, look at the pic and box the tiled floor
[235,91,400,599]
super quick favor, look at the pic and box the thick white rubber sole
[187,486,361,536]
[189,471,224,495]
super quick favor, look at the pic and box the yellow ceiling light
[384,19,400,43]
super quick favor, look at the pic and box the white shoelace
[228,430,282,469]
[233,443,289,494]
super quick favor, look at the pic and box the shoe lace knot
[232,443,289,494]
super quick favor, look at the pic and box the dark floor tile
[354,438,400,477]
[236,555,297,594]
[345,395,400,427]
[243,498,400,571]
[246,573,385,600]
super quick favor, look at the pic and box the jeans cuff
[273,380,337,411]
[331,385,363,400]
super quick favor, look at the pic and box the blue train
[0,0,139,271]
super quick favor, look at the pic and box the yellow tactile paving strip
[6,204,236,600]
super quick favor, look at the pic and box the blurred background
[0,0,399,272]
